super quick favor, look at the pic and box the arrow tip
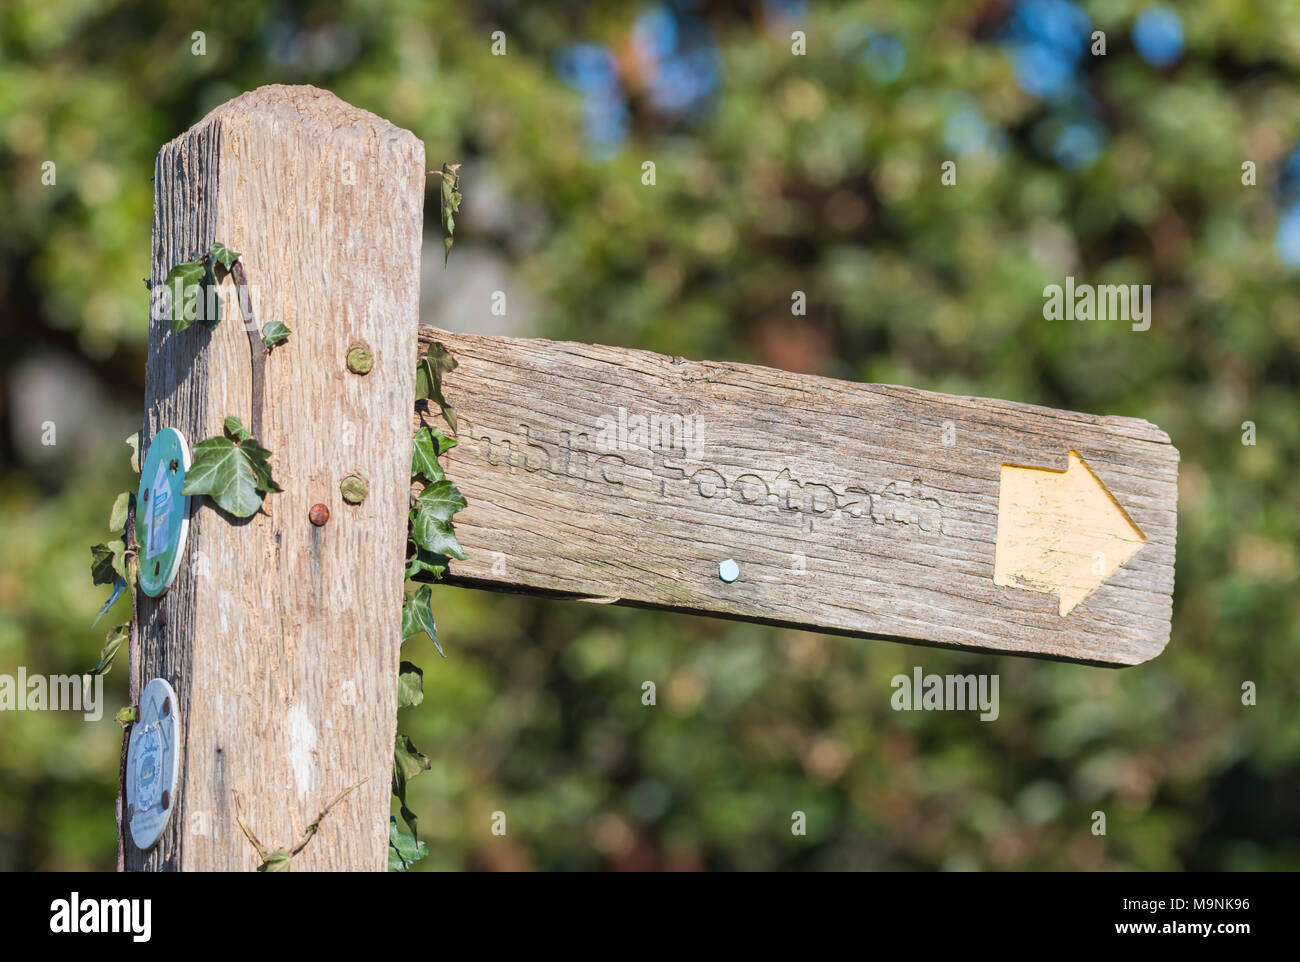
[995,450,1146,616]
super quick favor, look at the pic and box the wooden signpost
[133,85,1178,871]
[421,329,1178,668]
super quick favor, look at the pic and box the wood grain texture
[418,328,1179,667]
[132,85,423,870]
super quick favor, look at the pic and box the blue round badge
[135,427,192,597]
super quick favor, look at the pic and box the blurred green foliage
[0,0,1297,870]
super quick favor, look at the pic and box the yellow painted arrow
[993,451,1146,616]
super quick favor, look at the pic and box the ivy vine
[234,781,364,872]
[391,342,468,870]
[389,165,468,871]
[90,238,284,652]
[163,241,284,515]
[88,431,140,675]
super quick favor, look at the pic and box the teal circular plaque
[135,427,192,598]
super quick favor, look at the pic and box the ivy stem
[231,259,268,441]
[233,778,367,870]
[116,498,139,872]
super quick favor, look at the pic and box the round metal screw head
[309,503,331,526]
[340,476,368,504]
[719,558,740,583]
[346,345,374,375]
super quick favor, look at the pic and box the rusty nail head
[153,561,160,577]
[346,345,374,375]
[169,458,178,472]
[309,503,330,526]
[162,697,171,716]
[161,790,171,810]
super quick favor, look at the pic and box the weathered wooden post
[130,85,424,870]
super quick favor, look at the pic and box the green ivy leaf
[388,817,428,871]
[411,447,444,485]
[411,426,455,482]
[181,419,281,518]
[438,162,462,264]
[393,733,431,839]
[398,661,424,708]
[416,479,467,523]
[209,241,241,271]
[91,537,129,625]
[415,342,458,435]
[401,584,441,654]
[261,321,291,350]
[431,426,457,455]
[90,542,126,586]
[261,849,293,873]
[89,543,112,585]
[394,734,430,782]
[405,544,449,582]
[411,506,467,561]
[87,623,128,677]
[126,431,141,473]
[223,416,250,443]
[109,491,132,535]
[93,581,125,627]
[403,586,445,656]
[417,341,457,385]
[164,260,206,333]
[196,262,221,331]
